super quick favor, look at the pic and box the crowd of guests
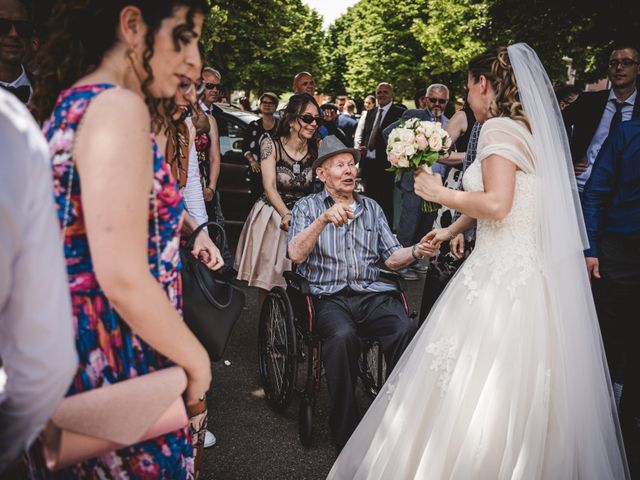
[0,0,638,477]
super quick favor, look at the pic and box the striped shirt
[289,189,402,295]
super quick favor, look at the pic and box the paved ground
[199,255,427,480]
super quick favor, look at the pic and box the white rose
[392,142,406,157]
[443,134,452,149]
[421,121,436,137]
[428,134,443,151]
[397,156,410,168]
[404,144,416,157]
[399,129,415,145]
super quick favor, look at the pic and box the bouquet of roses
[386,118,452,212]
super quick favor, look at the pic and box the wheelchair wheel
[299,396,314,447]
[360,340,386,400]
[258,287,297,410]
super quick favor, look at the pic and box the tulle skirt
[327,248,629,479]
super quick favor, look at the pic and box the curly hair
[468,46,531,130]
[275,93,320,158]
[31,0,209,131]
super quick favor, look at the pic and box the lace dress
[328,117,627,479]
[43,85,193,479]
[234,136,314,290]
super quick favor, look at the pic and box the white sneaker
[204,430,217,448]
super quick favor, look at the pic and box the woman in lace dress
[327,45,628,479]
[235,94,318,305]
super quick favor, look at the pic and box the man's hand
[585,257,600,281]
[574,157,589,175]
[414,239,440,258]
[192,231,224,271]
[322,204,354,227]
[358,146,367,156]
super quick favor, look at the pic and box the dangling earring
[126,48,144,84]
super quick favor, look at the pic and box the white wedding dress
[327,117,629,479]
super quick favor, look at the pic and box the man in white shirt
[0,89,77,473]
[0,0,35,104]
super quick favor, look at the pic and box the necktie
[609,99,625,132]
[0,84,31,104]
[367,108,383,151]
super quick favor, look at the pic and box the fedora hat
[312,135,360,170]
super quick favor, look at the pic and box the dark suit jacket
[360,103,405,178]
[563,89,640,164]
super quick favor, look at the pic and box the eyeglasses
[428,97,449,105]
[609,59,639,69]
[0,18,34,37]
[261,100,276,106]
[204,83,222,90]
[297,114,322,125]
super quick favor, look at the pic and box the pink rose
[388,152,399,166]
[415,134,428,150]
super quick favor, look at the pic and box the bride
[327,44,629,479]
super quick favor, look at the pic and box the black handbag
[180,221,245,361]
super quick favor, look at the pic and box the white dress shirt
[366,102,393,159]
[0,90,77,471]
[0,65,33,101]
[576,89,637,191]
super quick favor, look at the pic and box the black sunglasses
[297,114,322,125]
[609,59,639,69]
[204,83,222,90]
[428,97,448,105]
[0,18,34,37]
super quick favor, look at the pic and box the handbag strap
[185,221,227,251]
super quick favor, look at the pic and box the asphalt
[199,253,427,480]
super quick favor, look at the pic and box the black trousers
[363,171,395,226]
[592,233,640,475]
[315,290,416,449]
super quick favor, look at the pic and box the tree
[202,0,325,96]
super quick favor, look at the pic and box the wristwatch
[411,244,424,260]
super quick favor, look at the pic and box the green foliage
[202,0,325,95]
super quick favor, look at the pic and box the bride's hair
[468,46,530,130]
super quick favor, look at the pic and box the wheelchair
[257,270,414,446]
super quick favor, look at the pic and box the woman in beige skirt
[235,94,319,305]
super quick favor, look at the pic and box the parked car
[209,104,260,228]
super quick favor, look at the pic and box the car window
[218,117,247,164]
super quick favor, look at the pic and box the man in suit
[359,82,405,224]
[582,118,640,475]
[382,83,450,279]
[0,0,36,104]
[563,46,640,192]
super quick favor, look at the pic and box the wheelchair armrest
[379,270,408,292]
[284,271,312,295]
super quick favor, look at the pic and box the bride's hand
[414,168,443,203]
[424,228,453,246]
[450,233,465,259]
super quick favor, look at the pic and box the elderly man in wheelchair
[286,136,439,450]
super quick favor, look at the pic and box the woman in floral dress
[30,1,219,478]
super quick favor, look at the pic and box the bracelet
[411,244,424,260]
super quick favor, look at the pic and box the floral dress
[43,84,193,479]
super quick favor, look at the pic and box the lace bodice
[459,118,540,303]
